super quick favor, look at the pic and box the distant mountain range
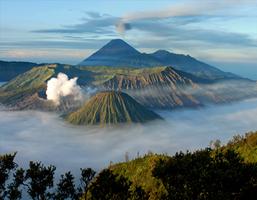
[0,64,201,110]
[79,39,239,80]
[0,60,38,82]
[0,38,246,82]
[1,38,256,123]
[1,64,256,112]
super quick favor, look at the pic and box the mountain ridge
[79,39,240,80]
[1,64,256,111]
[101,66,202,109]
[0,60,38,82]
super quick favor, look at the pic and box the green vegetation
[0,64,202,110]
[0,60,38,82]
[1,66,54,92]
[66,91,162,125]
[82,66,167,76]
[222,131,257,163]
[109,131,257,199]
[1,131,257,199]
[0,66,54,104]
[80,66,168,85]
[110,154,169,199]
[0,64,255,111]
[0,63,92,107]
[152,149,257,200]
[0,153,96,200]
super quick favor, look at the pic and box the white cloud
[0,49,92,64]
[1,98,257,175]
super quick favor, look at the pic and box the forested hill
[1,131,257,200]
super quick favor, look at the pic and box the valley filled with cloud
[1,98,257,175]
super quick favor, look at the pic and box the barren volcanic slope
[101,66,201,109]
[65,91,162,125]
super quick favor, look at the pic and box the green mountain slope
[0,64,92,110]
[0,65,54,105]
[222,131,257,163]
[0,60,38,82]
[110,154,169,199]
[108,131,257,199]
[1,64,256,111]
[65,91,162,125]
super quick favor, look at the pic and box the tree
[0,152,18,199]
[209,139,221,149]
[6,168,25,200]
[153,148,257,200]
[78,168,96,198]
[129,186,149,200]
[88,169,131,200]
[55,171,77,200]
[25,161,56,200]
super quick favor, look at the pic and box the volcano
[65,91,162,125]
[78,39,162,67]
[78,39,240,80]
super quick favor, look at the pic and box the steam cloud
[116,21,132,35]
[46,73,82,105]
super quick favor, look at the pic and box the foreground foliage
[1,131,257,200]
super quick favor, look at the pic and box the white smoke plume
[46,73,82,105]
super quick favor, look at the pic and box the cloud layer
[1,98,257,175]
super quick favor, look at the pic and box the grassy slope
[0,60,38,82]
[66,91,162,125]
[0,64,186,93]
[0,64,94,105]
[80,66,168,85]
[0,66,54,104]
[223,131,257,163]
[109,131,257,199]
[110,154,169,199]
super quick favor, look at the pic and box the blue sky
[0,0,257,78]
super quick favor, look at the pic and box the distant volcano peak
[154,49,171,55]
[78,39,239,80]
[92,39,140,57]
[78,39,161,67]
[107,38,134,47]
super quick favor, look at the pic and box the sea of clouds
[1,98,257,176]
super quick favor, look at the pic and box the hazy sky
[0,0,257,78]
